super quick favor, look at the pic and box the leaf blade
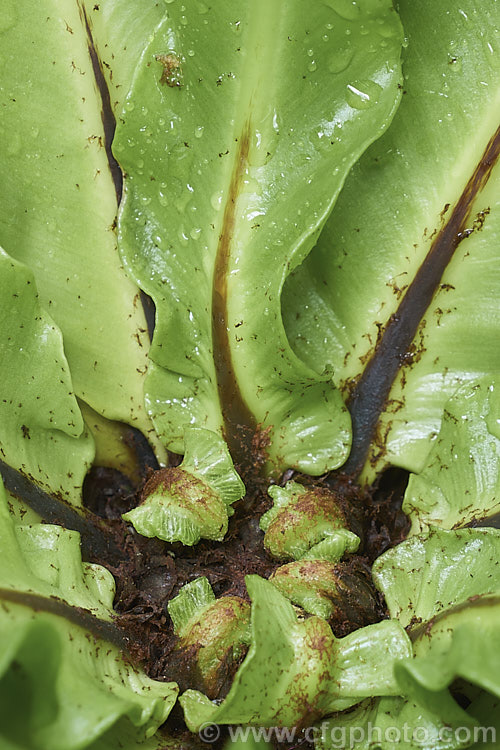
[116,0,403,472]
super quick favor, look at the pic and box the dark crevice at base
[124,424,161,477]
[140,291,157,341]
[326,467,410,563]
[167,450,183,468]
[1,450,413,730]
[82,467,136,520]
[4,445,412,738]
[163,704,226,750]
[95,471,281,692]
[363,466,411,562]
[450,682,473,711]
[81,423,160,520]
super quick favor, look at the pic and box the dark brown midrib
[212,122,257,460]
[0,459,125,564]
[343,124,500,479]
[0,588,130,651]
[469,511,500,529]
[79,4,158,341]
[78,1,123,203]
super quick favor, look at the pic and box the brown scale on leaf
[156,53,183,88]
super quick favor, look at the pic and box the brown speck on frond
[472,206,491,232]
[440,202,451,221]
[155,54,183,88]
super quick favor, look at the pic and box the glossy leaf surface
[82,0,167,116]
[116,0,403,473]
[0,479,178,750]
[181,576,412,728]
[373,528,500,628]
[397,596,500,725]
[0,0,156,444]
[319,529,500,749]
[0,249,93,502]
[403,379,500,532]
[283,0,500,478]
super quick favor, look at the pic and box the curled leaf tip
[269,558,378,628]
[261,480,361,561]
[180,575,339,731]
[123,427,245,544]
[168,577,250,698]
[168,577,216,636]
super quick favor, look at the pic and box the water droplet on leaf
[376,19,398,38]
[447,54,462,72]
[346,80,382,109]
[211,191,223,211]
[328,44,353,73]
[484,35,500,68]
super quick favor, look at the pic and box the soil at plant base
[81,436,410,748]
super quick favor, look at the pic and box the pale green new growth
[268,560,358,619]
[180,575,412,730]
[0,479,178,749]
[123,427,245,544]
[169,578,251,696]
[168,577,216,636]
[180,575,338,730]
[261,481,360,561]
